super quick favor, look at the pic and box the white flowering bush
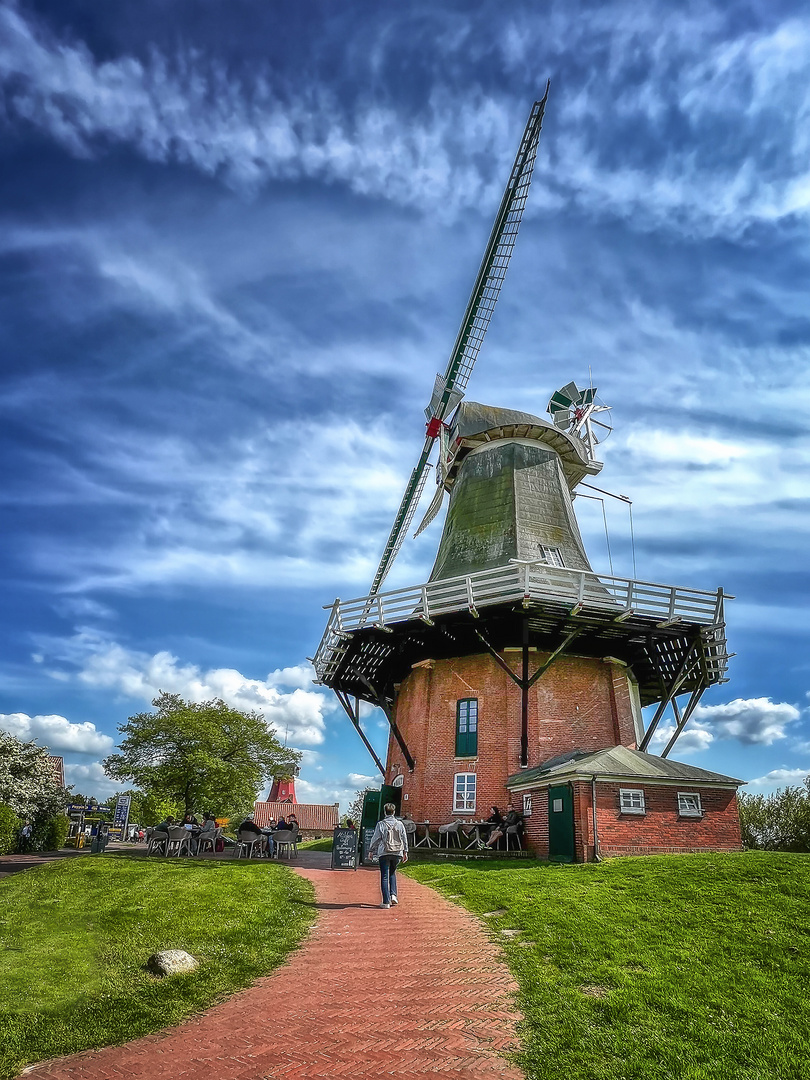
[0,730,68,843]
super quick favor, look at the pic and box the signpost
[331,827,359,870]
[108,794,132,842]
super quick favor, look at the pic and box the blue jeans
[378,854,400,904]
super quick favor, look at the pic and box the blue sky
[1,0,809,809]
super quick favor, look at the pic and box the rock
[147,949,199,976]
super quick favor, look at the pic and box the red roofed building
[253,800,339,838]
[49,756,65,788]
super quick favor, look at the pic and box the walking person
[368,803,408,908]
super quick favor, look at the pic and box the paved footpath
[22,851,523,1079]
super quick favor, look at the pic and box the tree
[347,788,371,826]
[103,693,300,819]
[0,730,67,822]
[738,781,810,851]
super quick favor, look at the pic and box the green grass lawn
[297,837,333,851]
[405,852,810,1080]
[0,854,315,1079]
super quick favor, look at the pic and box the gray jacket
[369,815,408,858]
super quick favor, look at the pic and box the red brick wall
[594,782,743,857]
[386,651,638,824]
[519,780,742,861]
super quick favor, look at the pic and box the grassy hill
[405,852,810,1080]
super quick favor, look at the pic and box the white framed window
[523,793,533,816]
[539,545,565,568]
[453,773,477,813]
[678,792,703,817]
[619,788,646,814]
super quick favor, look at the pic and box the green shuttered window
[455,698,478,757]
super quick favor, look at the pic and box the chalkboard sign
[331,827,359,871]
[361,825,377,865]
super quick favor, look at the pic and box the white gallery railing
[313,560,729,683]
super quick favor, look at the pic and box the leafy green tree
[347,788,370,827]
[103,693,300,819]
[738,780,810,851]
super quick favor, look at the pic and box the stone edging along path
[22,850,524,1079]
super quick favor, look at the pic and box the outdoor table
[413,821,438,848]
[463,822,492,850]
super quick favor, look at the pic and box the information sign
[330,827,359,870]
[361,825,377,865]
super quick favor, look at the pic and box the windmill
[312,95,734,862]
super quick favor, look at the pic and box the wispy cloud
[2,4,810,234]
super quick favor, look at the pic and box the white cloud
[647,697,801,755]
[692,698,800,745]
[747,767,809,789]
[63,760,120,799]
[0,711,114,754]
[72,642,332,745]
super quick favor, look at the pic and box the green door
[548,784,575,863]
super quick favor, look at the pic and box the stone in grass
[483,909,508,917]
[148,949,199,976]
[500,928,522,937]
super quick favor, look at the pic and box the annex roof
[253,801,340,831]
[506,744,743,790]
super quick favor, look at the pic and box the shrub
[33,816,69,851]
[0,803,21,854]
[739,781,810,851]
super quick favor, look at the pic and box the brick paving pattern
[22,851,523,1079]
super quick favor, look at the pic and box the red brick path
[22,852,523,1079]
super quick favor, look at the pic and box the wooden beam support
[333,691,385,775]
[356,674,416,773]
[660,686,706,758]
[639,636,701,752]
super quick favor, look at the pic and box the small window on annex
[678,792,703,817]
[619,788,645,814]
[454,773,477,813]
[455,698,478,757]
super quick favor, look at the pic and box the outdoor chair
[273,829,297,859]
[438,822,463,848]
[234,831,264,859]
[197,827,221,855]
[403,820,417,848]
[165,827,192,857]
[147,829,169,856]
[505,825,523,851]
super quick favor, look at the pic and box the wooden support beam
[526,628,583,689]
[660,686,706,758]
[356,674,416,773]
[639,636,701,752]
[333,691,385,775]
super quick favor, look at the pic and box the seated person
[154,816,176,834]
[239,815,262,835]
[286,814,300,836]
[486,804,522,848]
[345,818,357,830]
[274,816,288,832]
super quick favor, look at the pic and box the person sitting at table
[286,814,300,837]
[345,818,357,830]
[486,804,522,848]
[182,813,199,829]
[275,816,288,832]
[195,813,216,853]
[154,816,176,835]
[238,814,267,855]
